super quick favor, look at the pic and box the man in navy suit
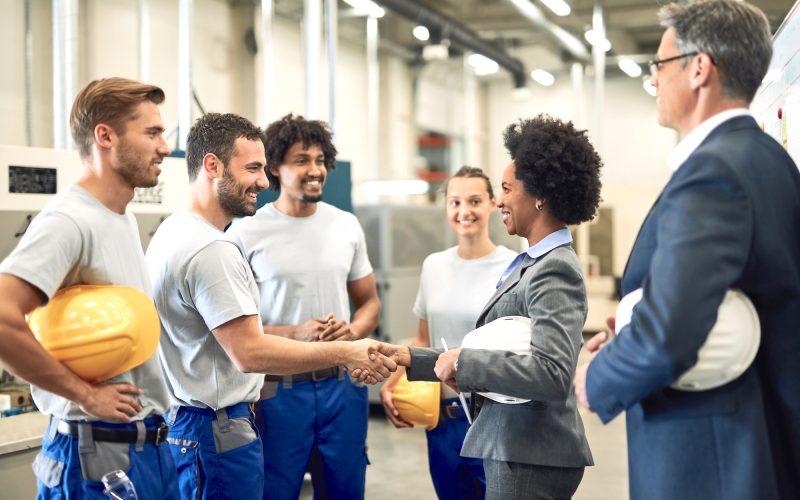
[574,1,800,499]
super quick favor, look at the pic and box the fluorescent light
[467,53,500,76]
[412,25,430,41]
[422,44,449,61]
[507,0,546,23]
[584,29,611,52]
[618,58,642,78]
[540,0,571,16]
[342,0,385,18]
[531,69,555,86]
[361,180,430,196]
[643,78,656,96]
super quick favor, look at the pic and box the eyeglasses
[647,52,699,76]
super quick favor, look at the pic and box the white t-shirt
[413,245,517,350]
[146,211,263,409]
[0,185,170,420]
[227,202,372,327]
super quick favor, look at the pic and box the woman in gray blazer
[396,115,603,500]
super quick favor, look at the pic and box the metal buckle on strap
[154,423,169,446]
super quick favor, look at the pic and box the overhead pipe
[52,0,79,150]
[325,0,337,132]
[177,0,193,151]
[366,15,379,180]
[138,0,150,82]
[375,0,527,88]
[304,0,322,119]
[506,0,590,61]
[256,0,274,125]
[25,0,33,146]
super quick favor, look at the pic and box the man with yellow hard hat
[0,78,177,498]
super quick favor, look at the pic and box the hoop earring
[536,203,543,212]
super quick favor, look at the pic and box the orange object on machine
[391,373,441,430]
[27,285,160,383]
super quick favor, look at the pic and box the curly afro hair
[263,113,337,192]
[503,114,602,225]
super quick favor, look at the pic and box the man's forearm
[350,299,380,340]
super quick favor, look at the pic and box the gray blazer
[408,244,593,468]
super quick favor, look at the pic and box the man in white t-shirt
[147,113,395,500]
[227,113,380,500]
[0,77,177,498]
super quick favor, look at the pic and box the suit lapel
[621,115,758,284]
[476,255,535,325]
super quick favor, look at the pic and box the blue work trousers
[34,416,178,499]
[257,374,368,500]
[426,397,486,500]
[165,402,264,500]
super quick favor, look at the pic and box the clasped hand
[342,339,407,384]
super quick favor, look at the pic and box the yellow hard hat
[391,373,440,430]
[28,285,160,383]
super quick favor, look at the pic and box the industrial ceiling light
[539,0,571,16]
[343,0,385,18]
[412,25,430,41]
[618,57,642,78]
[468,54,500,76]
[422,43,449,61]
[531,69,555,86]
[584,29,611,52]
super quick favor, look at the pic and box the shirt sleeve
[0,211,82,300]
[185,240,260,331]
[347,216,373,281]
[412,257,429,320]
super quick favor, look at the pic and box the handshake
[336,339,411,385]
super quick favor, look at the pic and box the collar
[667,108,751,172]
[525,227,572,259]
[495,227,572,289]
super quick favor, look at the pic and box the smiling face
[217,137,268,218]
[111,101,170,188]
[496,161,538,241]
[271,141,327,205]
[445,176,495,240]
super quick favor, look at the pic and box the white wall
[0,1,675,274]
[486,72,677,275]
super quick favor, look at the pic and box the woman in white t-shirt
[380,166,516,500]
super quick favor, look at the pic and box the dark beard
[302,193,322,203]
[218,168,257,217]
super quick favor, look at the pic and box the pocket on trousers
[259,380,279,400]
[167,438,202,498]
[212,417,258,454]
[33,452,65,488]
[78,441,132,481]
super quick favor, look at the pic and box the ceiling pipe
[375,0,527,88]
[506,0,590,61]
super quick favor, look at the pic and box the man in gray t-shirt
[227,113,382,500]
[147,113,399,500]
[0,78,177,499]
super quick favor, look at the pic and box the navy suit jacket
[586,116,800,500]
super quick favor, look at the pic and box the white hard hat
[460,316,532,404]
[615,288,760,391]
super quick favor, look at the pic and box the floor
[300,347,629,500]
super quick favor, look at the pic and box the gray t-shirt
[146,211,263,409]
[227,202,372,327]
[0,185,170,421]
[414,245,517,349]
